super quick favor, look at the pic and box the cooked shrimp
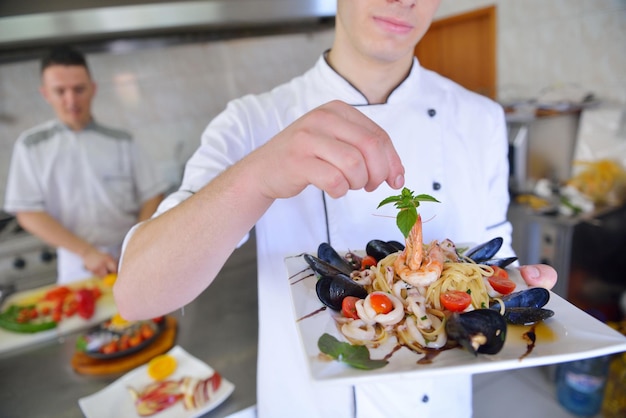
[394,215,444,287]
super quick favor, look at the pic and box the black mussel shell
[503,307,555,325]
[482,257,518,268]
[445,309,507,355]
[304,253,344,278]
[387,240,405,252]
[465,237,503,263]
[317,243,355,276]
[490,287,550,311]
[366,239,401,262]
[315,273,368,311]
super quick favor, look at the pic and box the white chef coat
[151,55,513,417]
[5,120,168,284]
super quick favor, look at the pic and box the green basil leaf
[378,188,440,238]
[397,208,417,238]
[318,333,388,370]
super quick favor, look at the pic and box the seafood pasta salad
[304,189,553,368]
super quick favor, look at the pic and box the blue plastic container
[556,356,611,417]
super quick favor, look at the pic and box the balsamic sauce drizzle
[297,306,327,322]
[519,324,537,360]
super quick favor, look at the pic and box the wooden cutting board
[71,316,177,376]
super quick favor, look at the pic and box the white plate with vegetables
[78,346,234,418]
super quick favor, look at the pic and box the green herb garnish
[377,187,440,238]
[318,333,388,370]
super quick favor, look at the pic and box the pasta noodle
[425,262,492,310]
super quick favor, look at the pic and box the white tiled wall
[1,0,625,206]
[0,30,335,203]
[437,0,626,105]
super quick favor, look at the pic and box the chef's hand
[245,100,405,200]
[82,248,118,278]
[518,264,558,290]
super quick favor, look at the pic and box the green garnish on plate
[318,333,388,370]
[377,187,440,238]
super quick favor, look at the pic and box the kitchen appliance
[0,0,336,53]
[509,204,626,322]
[506,111,582,195]
[0,213,57,293]
[507,120,529,193]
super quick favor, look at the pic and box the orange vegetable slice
[147,354,177,381]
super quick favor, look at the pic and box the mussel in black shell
[445,309,507,355]
[315,273,368,311]
[317,243,355,276]
[490,287,555,325]
[304,252,368,311]
[481,256,518,269]
[464,237,503,263]
[366,239,402,262]
[303,253,344,278]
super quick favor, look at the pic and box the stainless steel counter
[0,234,259,418]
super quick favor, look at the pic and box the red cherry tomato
[360,255,377,271]
[487,266,516,295]
[369,292,393,314]
[440,290,472,312]
[341,296,360,319]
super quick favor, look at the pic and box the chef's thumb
[518,264,557,290]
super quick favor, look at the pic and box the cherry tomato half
[487,266,516,295]
[360,255,378,271]
[369,292,393,314]
[341,296,360,319]
[440,290,472,312]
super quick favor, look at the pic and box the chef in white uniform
[114,1,558,416]
[4,46,167,284]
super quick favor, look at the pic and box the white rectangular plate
[286,252,626,385]
[78,346,235,418]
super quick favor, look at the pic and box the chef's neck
[326,48,413,105]
[61,117,94,132]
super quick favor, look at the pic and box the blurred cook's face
[335,0,441,63]
[40,65,96,131]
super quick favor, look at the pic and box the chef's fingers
[252,100,404,200]
[323,101,405,192]
[105,257,118,274]
[518,264,558,290]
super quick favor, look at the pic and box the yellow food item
[147,354,177,381]
[102,273,117,287]
[515,193,551,211]
[109,313,131,329]
[567,159,626,206]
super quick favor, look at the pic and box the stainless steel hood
[0,0,336,51]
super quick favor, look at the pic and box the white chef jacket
[151,55,513,417]
[5,120,168,284]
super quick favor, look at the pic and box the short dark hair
[40,46,90,75]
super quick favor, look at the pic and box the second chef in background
[4,46,168,284]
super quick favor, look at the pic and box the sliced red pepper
[75,288,96,319]
[43,286,71,302]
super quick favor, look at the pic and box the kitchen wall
[1,0,625,206]
[440,0,626,106]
